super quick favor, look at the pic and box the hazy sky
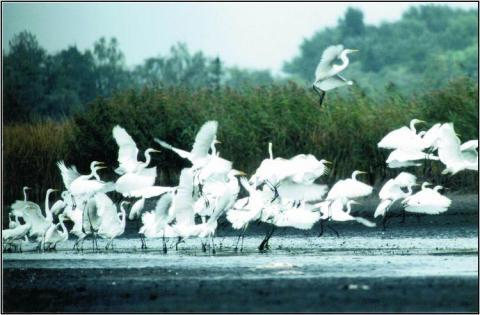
[3,2,477,74]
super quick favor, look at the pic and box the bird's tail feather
[374,199,393,218]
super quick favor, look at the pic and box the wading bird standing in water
[313,44,358,107]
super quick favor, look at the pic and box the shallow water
[4,233,478,280]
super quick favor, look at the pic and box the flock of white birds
[3,45,478,253]
[3,118,477,253]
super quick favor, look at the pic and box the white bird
[313,44,358,106]
[315,199,376,228]
[402,183,451,214]
[326,170,373,202]
[374,172,418,219]
[434,123,478,175]
[11,188,58,247]
[385,148,439,169]
[2,222,31,252]
[57,160,113,208]
[7,186,30,229]
[97,199,128,250]
[154,120,220,170]
[139,193,176,253]
[378,119,426,151]
[42,213,68,251]
[113,125,160,175]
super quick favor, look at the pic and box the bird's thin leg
[234,234,242,252]
[318,219,326,237]
[265,225,276,250]
[401,209,406,224]
[313,85,326,107]
[240,232,245,252]
[162,234,167,254]
[175,237,183,251]
[382,215,389,231]
[211,235,216,255]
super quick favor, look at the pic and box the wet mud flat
[3,194,479,312]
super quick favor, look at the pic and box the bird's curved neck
[345,201,353,214]
[44,191,54,222]
[410,120,419,133]
[91,168,101,181]
[143,150,153,168]
[59,219,68,236]
[336,51,350,73]
[268,143,273,160]
[421,183,429,190]
[23,188,28,202]
[406,185,414,196]
[210,140,217,156]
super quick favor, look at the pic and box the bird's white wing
[277,182,328,202]
[374,199,394,218]
[315,45,344,80]
[378,127,423,150]
[394,172,417,187]
[154,192,173,222]
[273,207,320,230]
[421,123,442,149]
[129,186,175,199]
[129,198,145,220]
[386,149,434,163]
[94,193,117,219]
[191,120,218,161]
[172,168,195,226]
[115,167,157,196]
[436,125,463,165]
[50,199,66,215]
[316,75,350,91]
[113,125,139,174]
[327,179,373,200]
[154,138,192,160]
[57,161,81,190]
[460,140,478,152]
[460,140,478,164]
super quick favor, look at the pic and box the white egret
[434,123,478,175]
[97,200,128,250]
[139,192,176,253]
[315,199,376,231]
[313,45,358,106]
[326,170,373,202]
[42,213,68,251]
[374,172,418,218]
[154,120,219,170]
[385,148,439,169]
[11,188,58,248]
[2,222,31,252]
[57,160,113,208]
[378,119,426,151]
[402,183,451,214]
[112,125,160,175]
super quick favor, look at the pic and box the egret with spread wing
[313,44,358,107]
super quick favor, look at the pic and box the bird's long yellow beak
[350,49,359,52]
[323,160,333,164]
[151,149,161,153]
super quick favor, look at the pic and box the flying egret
[433,123,478,175]
[112,125,161,175]
[374,172,418,229]
[385,148,439,169]
[154,120,220,170]
[57,160,113,209]
[313,44,358,107]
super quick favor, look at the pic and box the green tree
[3,31,47,122]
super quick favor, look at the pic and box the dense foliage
[4,79,478,205]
